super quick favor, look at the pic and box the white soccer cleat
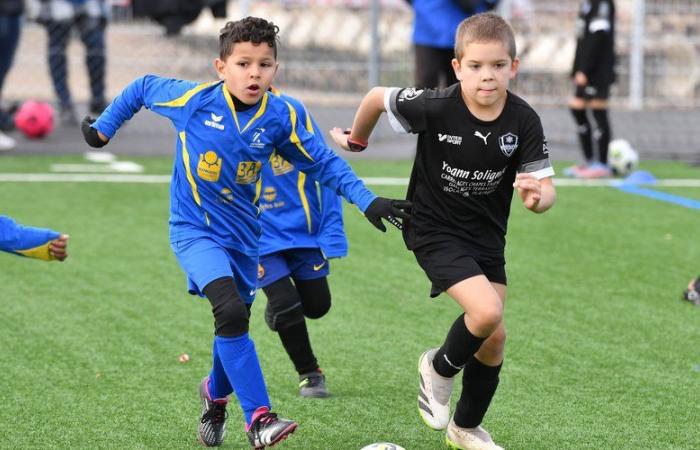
[446,419,504,450]
[417,348,454,430]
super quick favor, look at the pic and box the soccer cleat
[246,407,297,449]
[0,130,16,151]
[418,348,454,430]
[446,419,504,450]
[298,370,330,398]
[198,377,228,447]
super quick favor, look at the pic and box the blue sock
[209,339,233,399]
[214,334,271,424]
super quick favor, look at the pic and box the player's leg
[589,92,612,168]
[173,239,295,447]
[414,45,442,89]
[567,89,594,176]
[447,282,506,450]
[45,20,76,125]
[75,13,107,114]
[293,275,332,398]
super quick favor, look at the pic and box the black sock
[277,321,319,375]
[433,314,486,378]
[453,358,502,428]
[570,108,594,162]
[591,109,611,165]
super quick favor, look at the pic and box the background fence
[3,0,700,160]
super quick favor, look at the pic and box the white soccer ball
[607,139,639,176]
[360,443,406,450]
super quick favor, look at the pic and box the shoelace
[255,411,278,427]
[201,402,227,424]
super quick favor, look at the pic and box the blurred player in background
[0,0,24,150]
[332,13,555,450]
[567,0,616,178]
[0,215,69,261]
[257,88,347,399]
[30,0,110,125]
[81,16,411,449]
[410,0,499,89]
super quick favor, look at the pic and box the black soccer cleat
[198,377,228,447]
[298,370,330,398]
[246,407,297,449]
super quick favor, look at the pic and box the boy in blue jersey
[0,215,69,261]
[80,16,411,449]
[257,89,346,399]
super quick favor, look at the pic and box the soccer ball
[14,100,54,139]
[360,444,406,450]
[607,139,639,176]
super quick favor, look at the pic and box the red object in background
[14,101,54,139]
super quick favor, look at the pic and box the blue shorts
[257,248,329,288]
[171,237,258,304]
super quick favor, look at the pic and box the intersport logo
[438,133,462,145]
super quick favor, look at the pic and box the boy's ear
[214,58,226,80]
[510,57,520,79]
[451,58,462,81]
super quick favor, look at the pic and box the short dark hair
[454,13,516,60]
[219,16,280,60]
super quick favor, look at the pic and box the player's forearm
[349,87,387,144]
[93,76,150,138]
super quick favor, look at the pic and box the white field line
[0,173,698,187]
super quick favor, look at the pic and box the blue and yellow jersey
[0,215,60,261]
[93,75,375,256]
[258,92,347,258]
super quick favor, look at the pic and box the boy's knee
[295,277,331,320]
[468,305,503,336]
[203,277,250,337]
[262,277,304,332]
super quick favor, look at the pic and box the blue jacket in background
[258,92,347,259]
[412,0,499,49]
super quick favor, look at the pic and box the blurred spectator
[566,0,616,178]
[409,0,499,89]
[132,0,227,37]
[28,0,110,126]
[0,0,24,151]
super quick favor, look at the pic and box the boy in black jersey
[331,13,555,450]
[567,0,616,178]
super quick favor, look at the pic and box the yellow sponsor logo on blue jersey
[236,161,262,184]
[198,151,222,182]
[270,152,294,176]
[263,186,277,202]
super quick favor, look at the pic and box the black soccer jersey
[572,0,616,86]
[385,84,554,254]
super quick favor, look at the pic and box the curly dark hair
[219,17,280,60]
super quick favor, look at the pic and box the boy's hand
[330,127,367,152]
[513,173,541,210]
[81,116,109,148]
[364,197,412,232]
[48,234,69,262]
[574,71,588,86]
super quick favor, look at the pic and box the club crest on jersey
[205,112,225,130]
[236,161,262,184]
[398,87,423,102]
[498,133,519,157]
[197,151,222,182]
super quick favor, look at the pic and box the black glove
[81,116,108,148]
[364,197,412,232]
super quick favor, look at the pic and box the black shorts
[413,240,506,298]
[574,83,610,100]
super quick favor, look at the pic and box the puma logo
[474,131,491,145]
